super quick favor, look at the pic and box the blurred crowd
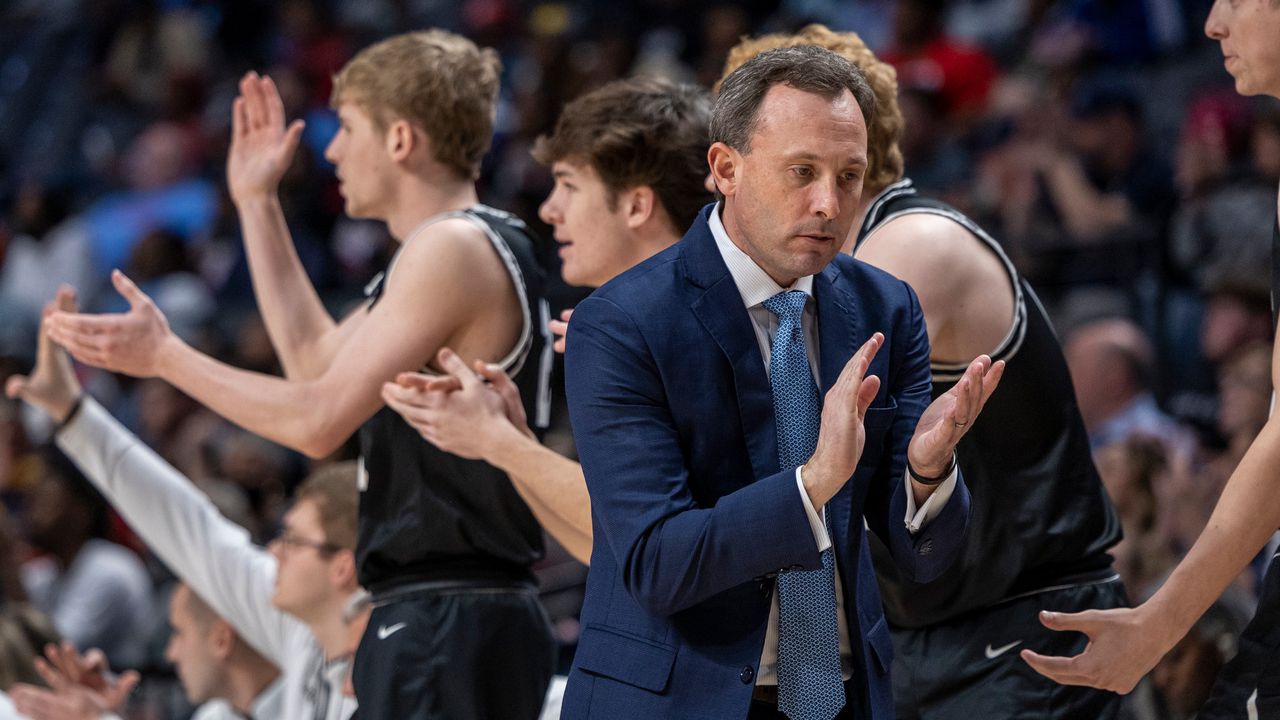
[0,0,1277,718]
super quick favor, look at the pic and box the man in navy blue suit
[562,46,1004,720]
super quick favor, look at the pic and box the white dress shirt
[707,204,957,685]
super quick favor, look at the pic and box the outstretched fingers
[1017,610,1112,687]
[103,671,139,708]
[242,71,267,129]
[263,75,286,129]
[381,381,426,410]
[475,361,519,397]
[948,355,1005,435]
[395,372,460,394]
[52,642,94,687]
[4,374,27,400]
[9,684,72,720]
[31,657,71,693]
[1019,648,1091,686]
[381,386,433,428]
[834,332,884,408]
[948,361,985,428]
[475,360,530,430]
[232,96,249,141]
[436,347,481,390]
[978,358,1006,407]
[110,270,149,309]
[283,118,306,156]
[855,373,881,421]
[45,321,111,365]
[549,308,573,354]
[54,285,77,313]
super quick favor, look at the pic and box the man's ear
[330,549,358,592]
[387,120,417,163]
[620,186,657,231]
[707,142,740,198]
[210,619,235,660]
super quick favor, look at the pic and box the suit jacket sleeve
[863,281,971,584]
[566,295,823,617]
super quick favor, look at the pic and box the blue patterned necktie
[763,290,845,720]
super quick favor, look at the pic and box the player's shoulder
[862,208,1012,294]
[392,212,506,276]
[409,213,490,251]
[864,210,981,266]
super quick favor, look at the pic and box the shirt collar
[708,202,814,310]
[249,678,286,719]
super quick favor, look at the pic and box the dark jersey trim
[855,181,1028,381]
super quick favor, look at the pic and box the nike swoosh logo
[377,622,407,640]
[984,640,1022,659]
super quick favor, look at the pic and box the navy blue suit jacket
[562,205,971,719]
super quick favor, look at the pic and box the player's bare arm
[47,220,520,458]
[855,213,1016,363]
[227,71,361,380]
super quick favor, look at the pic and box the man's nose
[810,177,840,220]
[1204,0,1227,39]
[539,194,562,225]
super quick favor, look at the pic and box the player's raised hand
[5,286,82,422]
[227,71,305,203]
[10,641,140,719]
[45,270,175,379]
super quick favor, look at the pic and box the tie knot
[763,290,809,325]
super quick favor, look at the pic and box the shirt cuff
[903,465,958,534]
[795,466,832,552]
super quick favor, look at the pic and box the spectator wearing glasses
[6,288,359,720]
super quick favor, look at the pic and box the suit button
[740,666,755,684]
[918,539,934,556]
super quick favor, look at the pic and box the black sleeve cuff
[54,394,85,435]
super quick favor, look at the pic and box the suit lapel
[682,210,780,483]
[692,280,779,483]
[813,263,861,396]
[812,261,863,549]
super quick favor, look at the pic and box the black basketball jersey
[857,179,1123,628]
[356,205,554,592]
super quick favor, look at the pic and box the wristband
[907,451,956,486]
[54,394,85,434]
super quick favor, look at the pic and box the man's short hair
[532,78,712,233]
[177,583,218,632]
[331,30,501,180]
[720,25,904,197]
[712,45,876,156]
[293,461,359,552]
